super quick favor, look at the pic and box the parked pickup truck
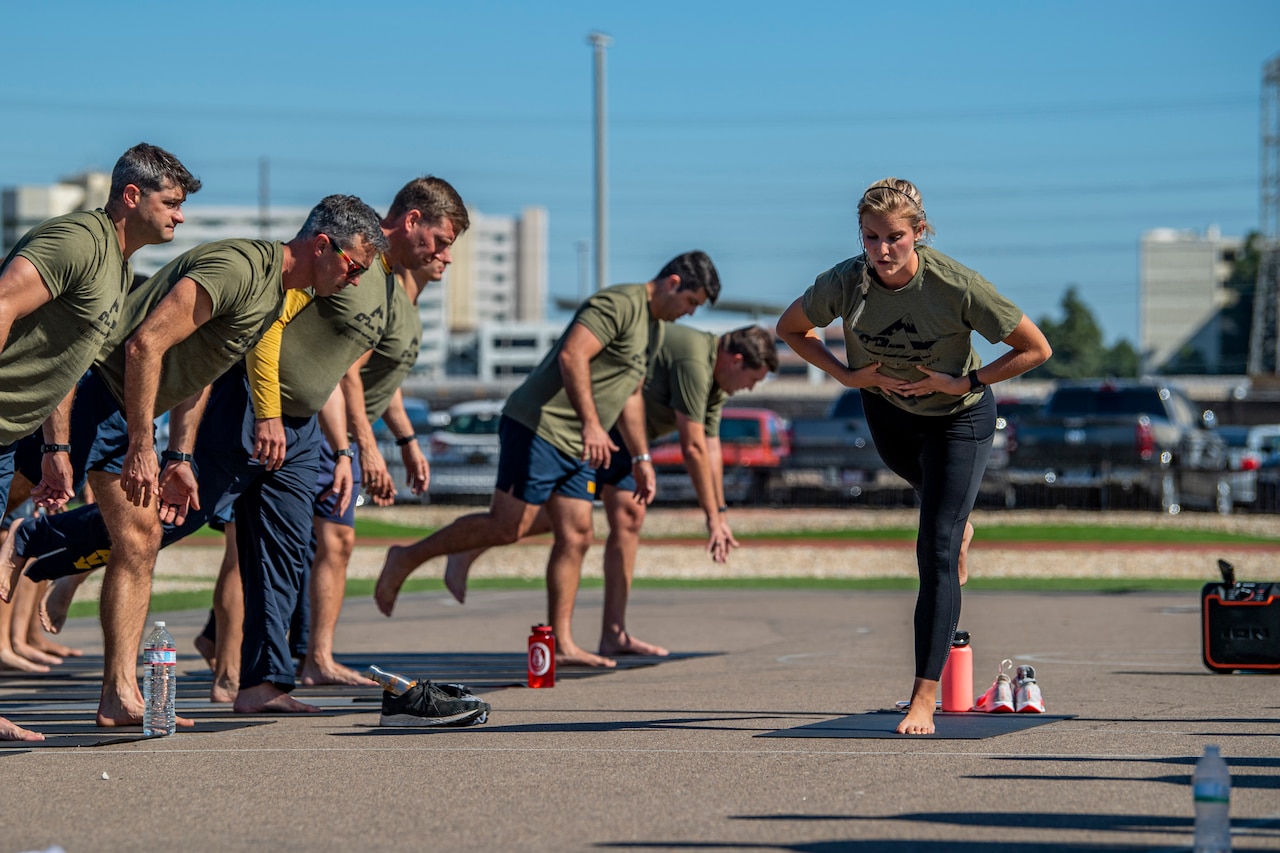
[1005,380,1232,513]
[650,407,791,504]
[783,389,902,498]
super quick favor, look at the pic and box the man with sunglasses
[195,176,471,711]
[0,195,386,726]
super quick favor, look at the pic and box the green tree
[1031,285,1139,378]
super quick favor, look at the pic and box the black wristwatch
[334,447,356,460]
[40,443,71,454]
[394,434,416,447]
[968,371,986,392]
[160,450,194,464]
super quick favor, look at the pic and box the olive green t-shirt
[0,210,130,443]
[274,258,392,417]
[802,245,1023,416]
[643,322,727,441]
[96,239,286,417]
[361,278,421,423]
[504,283,659,458]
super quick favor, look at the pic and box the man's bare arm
[119,277,213,508]
[558,323,612,467]
[0,257,53,354]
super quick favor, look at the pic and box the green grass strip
[735,525,1280,545]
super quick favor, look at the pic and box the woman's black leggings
[861,387,996,681]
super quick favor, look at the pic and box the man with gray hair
[0,142,199,740]
[0,194,385,725]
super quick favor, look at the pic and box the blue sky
[1,1,1275,354]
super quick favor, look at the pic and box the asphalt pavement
[0,581,1277,852]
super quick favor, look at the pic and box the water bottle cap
[1204,744,1220,757]
[952,630,970,646]
[532,624,553,634]
[155,621,166,628]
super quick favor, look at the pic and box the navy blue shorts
[0,441,15,514]
[593,427,635,495]
[314,437,360,526]
[495,416,595,504]
[15,369,135,482]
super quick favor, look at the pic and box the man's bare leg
[193,629,216,670]
[443,509,553,604]
[545,494,613,668]
[13,577,80,660]
[897,676,938,735]
[598,487,667,657]
[958,520,974,586]
[297,519,374,687]
[0,517,30,603]
[39,572,90,634]
[92,471,192,728]
[0,715,43,742]
[0,590,48,673]
[376,490,542,616]
[20,580,82,657]
[209,525,242,703]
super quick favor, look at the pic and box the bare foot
[209,675,238,704]
[296,658,376,687]
[26,633,82,658]
[0,519,28,603]
[193,634,217,670]
[374,545,415,617]
[958,521,974,586]
[443,552,472,604]
[39,576,80,635]
[556,643,616,669]
[0,715,44,741]
[96,696,195,729]
[233,683,322,714]
[897,677,939,735]
[0,648,50,673]
[11,641,61,667]
[599,632,669,657]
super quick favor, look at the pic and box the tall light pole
[588,31,611,292]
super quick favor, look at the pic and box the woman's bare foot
[374,546,415,617]
[0,715,43,741]
[26,632,82,659]
[296,658,376,687]
[958,521,974,586]
[599,631,669,657]
[0,647,50,673]
[39,576,82,634]
[193,634,217,670]
[443,552,474,604]
[556,642,617,669]
[0,519,27,603]
[897,677,938,735]
[233,683,322,714]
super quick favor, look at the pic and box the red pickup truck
[649,407,790,504]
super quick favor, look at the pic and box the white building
[445,206,547,331]
[1139,227,1243,373]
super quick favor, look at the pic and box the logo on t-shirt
[858,313,935,365]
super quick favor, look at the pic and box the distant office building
[1140,227,1243,374]
[2,171,110,253]
[445,206,547,331]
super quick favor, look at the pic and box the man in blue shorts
[0,194,385,726]
[375,252,721,667]
[439,325,779,655]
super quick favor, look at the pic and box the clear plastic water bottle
[1192,744,1231,852]
[142,621,177,737]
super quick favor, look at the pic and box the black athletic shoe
[379,680,490,727]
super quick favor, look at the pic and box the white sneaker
[1014,665,1046,713]
[976,659,1015,713]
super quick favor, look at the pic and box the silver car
[424,399,506,501]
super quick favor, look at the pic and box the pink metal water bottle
[527,624,555,688]
[940,630,974,712]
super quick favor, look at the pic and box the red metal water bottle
[528,624,555,688]
[940,629,974,712]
